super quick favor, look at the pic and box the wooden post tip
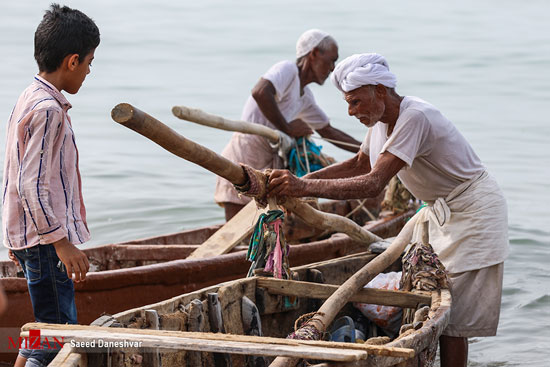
[171,106,182,117]
[111,103,134,123]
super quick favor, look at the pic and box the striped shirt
[2,75,90,249]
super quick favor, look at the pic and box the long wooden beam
[269,212,420,366]
[111,103,381,246]
[21,323,414,360]
[256,277,431,308]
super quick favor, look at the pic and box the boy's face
[66,49,95,94]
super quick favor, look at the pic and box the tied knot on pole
[234,164,269,207]
[287,312,326,341]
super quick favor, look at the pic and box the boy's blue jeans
[12,244,77,367]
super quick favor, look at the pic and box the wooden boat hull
[61,219,449,367]
[0,199,397,363]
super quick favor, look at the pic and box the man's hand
[53,238,89,282]
[8,250,19,266]
[268,169,306,198]
[286,119,313,138]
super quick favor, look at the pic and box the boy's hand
[8,250,19,266]
[53,238,90,282]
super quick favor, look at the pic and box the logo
[8,329,64,350]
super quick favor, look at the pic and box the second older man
[215,29,361,220]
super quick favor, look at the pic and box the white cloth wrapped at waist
[413,171,509,273]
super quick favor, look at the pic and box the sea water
[0,1,548,365]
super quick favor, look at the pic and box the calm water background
[1,0,549,365]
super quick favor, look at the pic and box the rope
[234,164,269,206]
[310,135,362,149]
[288,137,327,177]
[302,137,311,173]
[287,312,327,341]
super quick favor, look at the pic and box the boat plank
[49,344,86,367]
[256,278,431,308]
[217,278,256,366]
[187,201,263,259]
[22,323,415,360]
[23,325,366,362]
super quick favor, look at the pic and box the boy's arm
[53,237,89,282]
[19,109,89,281]
[0,283,7,315]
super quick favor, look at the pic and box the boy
[2,4,100,367]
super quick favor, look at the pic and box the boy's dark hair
[34,4,100,73]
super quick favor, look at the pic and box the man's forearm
[302,173,385,200]
[304,153,369,180]
[303,159,358,180]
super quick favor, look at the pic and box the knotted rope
[288,137,334,177]
[400,240,449,292]
[287,312,326,341]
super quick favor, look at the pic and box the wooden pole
[269,211,421,367]
[112,103,247,186]
[172,105,281,144]
[111,103,382,245]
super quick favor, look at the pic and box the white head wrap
[296,29,330,58]
[331,53,397,93]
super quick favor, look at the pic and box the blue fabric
[13,244,77,367]
[288,137,325,177]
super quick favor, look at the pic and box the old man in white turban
[268,53,509,367]
[215,29,361,220]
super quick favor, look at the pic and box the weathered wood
[208,293,230,367]
[48,344,86,367]
[111,103,382,245]
[21,323,415,360]
[269,211,421,367]
[112,103,247,186]
[282,197,382,244]
[218,279,256,366]
[306,269,325,312]
[187,201,262,259]
[256,278,431,309]
[144,309,160,367]
[172,105,281,144]
[187,299,204,366]
[364,289,451,367]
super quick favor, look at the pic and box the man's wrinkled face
[311,43,338,85]
[344,85,385,128]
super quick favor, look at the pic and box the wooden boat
[38,213,450,367]
[0,197,402,364]
[8,104,435,365]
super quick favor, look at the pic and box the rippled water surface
[1,1,549,365]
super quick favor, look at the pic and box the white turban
[296,29,330,58]
[331,53,397,93]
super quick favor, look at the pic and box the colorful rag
[246,209,291,280]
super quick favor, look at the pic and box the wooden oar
[111,103,381,246]
[268,211,420,367]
